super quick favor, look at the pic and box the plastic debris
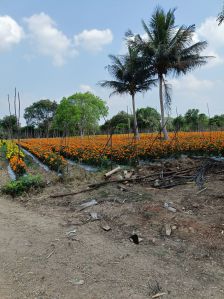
[79,199,98,211]
[90,212,100,220]
[164,202,177,213]
[69,278,84,285]
[66,229,77,240]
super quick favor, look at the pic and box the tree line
[1,95,224,139]
[0,93,108,139]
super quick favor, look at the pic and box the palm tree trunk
[159,75,169,140]
[131,93,139,139]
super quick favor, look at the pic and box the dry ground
[0,158,224,299]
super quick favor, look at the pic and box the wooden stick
[152,293,167,299]
[50,173,161,198]
[104,166,121,178]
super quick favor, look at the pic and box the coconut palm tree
[99,47,156,139]
[127,7,211,139]
[217,4,224,25]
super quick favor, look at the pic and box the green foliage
[24,99,57,136]
[209,114,224,129]
[0,115,18,138]
[136,107,160,132]
[53,97,79,135]
[172,109,209,131]
[101,111,133,133]
[172,115,186,131]
[185,109,200,131]
[2,175,44,197]
[53,92,108,136]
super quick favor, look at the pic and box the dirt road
[0,181,223,299]
[1,196,156,299]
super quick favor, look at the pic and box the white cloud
[79,84,95,93]
[0,16,24,51]
[74,29,113,52]
[195,17,224,67]
[197,17,224,48]
[24,12,77,66]
[170,74,214,92]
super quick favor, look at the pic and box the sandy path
[0,196,151,299]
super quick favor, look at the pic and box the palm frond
[141,20,154,42]
[217,4,224,25]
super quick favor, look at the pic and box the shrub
[2,175,45,197]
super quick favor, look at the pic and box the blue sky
[0,0,223,124]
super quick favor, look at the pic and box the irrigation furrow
[21,147,50,172]
[7,164,16,181]
[66,159,98,172]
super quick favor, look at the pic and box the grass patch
[2,175,45,197]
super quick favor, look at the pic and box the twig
[46,251,55,259]
[196,187,207,195]
[152,293,167,299]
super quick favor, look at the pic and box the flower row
[3,141,27,176]
[19,141,67,172]
[20,131,224,166]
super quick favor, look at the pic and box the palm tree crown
[99,47,156,138]
[127,7,211,139]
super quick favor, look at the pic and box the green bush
[2,175,45,197]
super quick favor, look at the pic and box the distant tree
[209,114,224,129]
[185,109,200,131]
[136,107,160,132]
[99,47,156,139]
[172,115,186,131]
[20,125,35,138]
[53,92,108,136]
[127,7,210,139]
[24,99,57,137]
[100,111,133,134]
[198,113,209,130]
[0,115,18,138]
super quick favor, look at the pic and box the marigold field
[19,131,224,166]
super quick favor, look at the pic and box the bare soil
[0,158,224,299]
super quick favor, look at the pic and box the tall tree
[24,99,57,137]
[99,47,156,139]
[127,7,210,139]
[53,92,108,136]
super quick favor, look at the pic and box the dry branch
[104,166,121,178]
[50,166,197,198]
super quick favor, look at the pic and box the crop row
[20,131,224,166]
[0,141,27,176]
[19,141,67,172]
